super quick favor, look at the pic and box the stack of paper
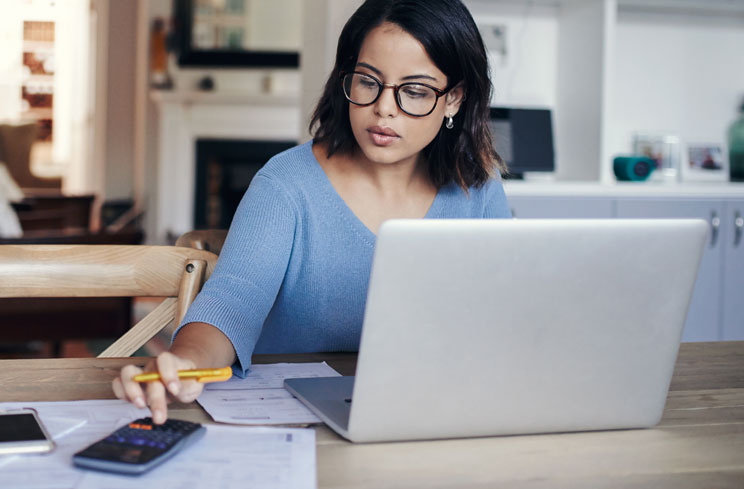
[197,362,341,425]
[0,363,335,488]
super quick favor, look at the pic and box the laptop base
[285,376,355,439]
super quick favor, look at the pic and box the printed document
[0,399,316,489]
[197,362,341,425]
[0,399,149,488]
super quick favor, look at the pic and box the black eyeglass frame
[340,71,450,117]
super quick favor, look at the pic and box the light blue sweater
[176,141,511,375]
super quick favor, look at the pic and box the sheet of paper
[0,400,150,489]
[0,399,317,489]
[197,362,341,425]
[76,425,316,489]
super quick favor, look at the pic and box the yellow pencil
[132,366,232,384]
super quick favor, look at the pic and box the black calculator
[73,417,206,475]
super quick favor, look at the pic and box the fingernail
[153,410,165,424]
[134,397,146,409]
[168,382,180,395]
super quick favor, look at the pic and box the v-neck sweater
[176,140,512,375]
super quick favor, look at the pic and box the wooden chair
[176,229,228,256]
[0,122,61,190]
[0,245,217,357]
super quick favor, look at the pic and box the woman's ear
[444,83,465,116]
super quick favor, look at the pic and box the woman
[114,0,511,423]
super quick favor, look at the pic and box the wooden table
[1,343,742,488]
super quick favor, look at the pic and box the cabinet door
[723,199,744,340]
[616,198,724,342]
[508,196,614,219]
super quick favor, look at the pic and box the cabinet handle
[735,210,743,248]
[710,211,720,248]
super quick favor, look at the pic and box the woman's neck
[320,144,432,197]
[312,141,438,235]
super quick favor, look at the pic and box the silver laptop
[284,219,707,443]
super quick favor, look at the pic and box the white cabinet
[504,184,744,341]
[722,199,744,340]
[615,198,724,342]
[509,196,613,219]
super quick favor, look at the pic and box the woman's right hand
[112,351,206,424]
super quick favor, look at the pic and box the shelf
[21,108,53,119]
[23,75,54,85]
[150,90,298,107]
[618,0,744,16]
[503,180,744,199]
[22,40,54,53]
[194,14,248,27]
[473,0,744,15]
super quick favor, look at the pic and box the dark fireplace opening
[194,139,296,229]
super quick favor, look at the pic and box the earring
[445,114,454,129]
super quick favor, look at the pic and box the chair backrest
[0,245,218,357]
[0,122,61,189]
[176,229,228,255]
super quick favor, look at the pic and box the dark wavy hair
[309,0,505,190]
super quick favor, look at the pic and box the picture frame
[682,143,728,182]
[632,133,681,183]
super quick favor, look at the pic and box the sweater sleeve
[483,177,513,218]
[174,174,297,376]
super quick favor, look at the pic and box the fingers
[146,380,169,424]
[175,379,205,404]
[111,352,202,425]
[158,352,203,404]
[145,352,189,424]
[154,352,184,398]
[112,364,147,409]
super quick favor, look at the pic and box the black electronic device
[489,107,555,179]
[73,417,206,475]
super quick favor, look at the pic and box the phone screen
[0,413,47,442]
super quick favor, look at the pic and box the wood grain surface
[0,343,741,488]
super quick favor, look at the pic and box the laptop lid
[341,218,707,442]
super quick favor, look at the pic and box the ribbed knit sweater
[176,140,511,375]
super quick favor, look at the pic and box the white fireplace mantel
[150,90,301,243]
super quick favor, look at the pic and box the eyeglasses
[341,71,449,117]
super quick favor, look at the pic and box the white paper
[0,400,150,489]
[76,425,316,489]
[197,362,341,425]
[0,399,317,489]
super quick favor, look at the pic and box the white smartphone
[0,408,55,455]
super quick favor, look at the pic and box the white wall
[470,1,744,181]
[0,9,25,120]
[53,0,91,193]
[300,0,363,141]
[465,1,559,109]
[609,10,744,162]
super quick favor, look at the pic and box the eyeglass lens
[343,73,440,117]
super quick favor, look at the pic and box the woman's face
[348,22,463,169]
